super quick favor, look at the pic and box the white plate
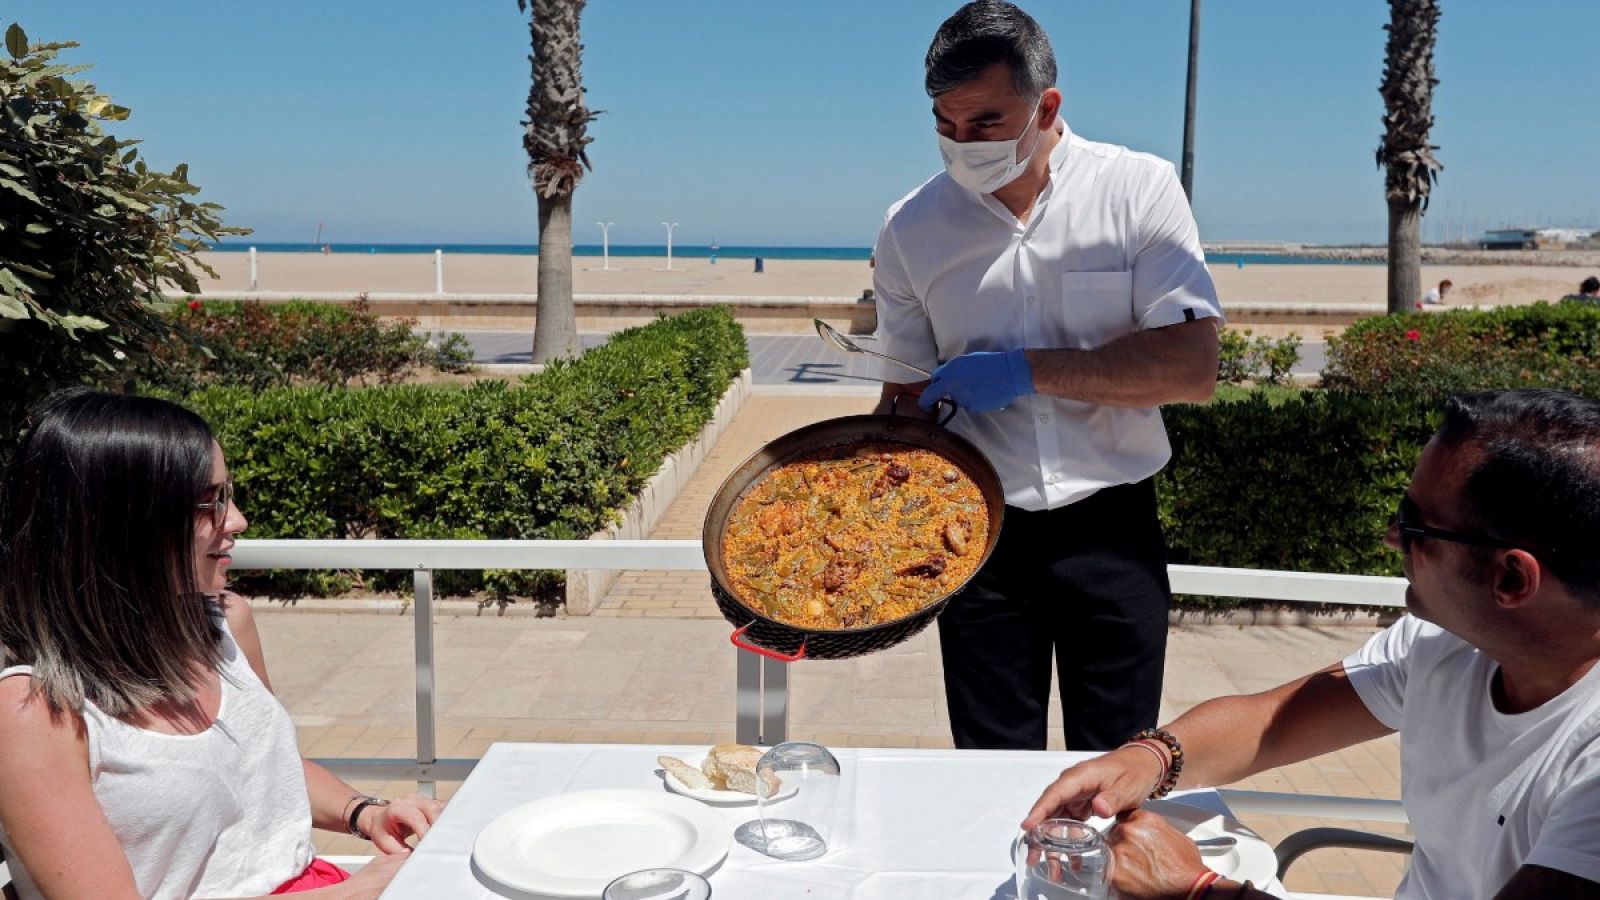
[1090,798,1277,886]
[657,751,800,806]
[472,789,732,897]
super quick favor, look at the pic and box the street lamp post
[1180,0,1201,200]
[597,222,615,270]
[662,221,679,270]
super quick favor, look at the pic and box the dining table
[380,741,1286,899]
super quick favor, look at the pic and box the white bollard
[248,246,257,291]
[435,249,444,294]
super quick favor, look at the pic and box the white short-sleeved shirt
[1344,615,1600,898]
[872,121,1223,511]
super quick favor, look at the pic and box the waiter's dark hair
[1434,389,1600,608]
[1581,276,1599,295]
[926,1,1057,99]
[0,388,225,717]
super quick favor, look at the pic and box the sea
[205,242,1384,266]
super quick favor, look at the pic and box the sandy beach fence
[186,247,1596,337]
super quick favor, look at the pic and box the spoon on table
[1192,835,1238,853]
[814,319,931,378]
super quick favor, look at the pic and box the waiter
[873,0,1223,750]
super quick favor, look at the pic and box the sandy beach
[193,251,1597,311]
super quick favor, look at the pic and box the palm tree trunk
[532,193,578,362]
[1387,199,1422,314]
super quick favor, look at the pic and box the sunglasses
[1391,494,1516,555]
[195,480,235,530]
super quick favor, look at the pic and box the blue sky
[17,1,1599,247]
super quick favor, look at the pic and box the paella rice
[721,440,990,630]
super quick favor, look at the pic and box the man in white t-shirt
[872,1,1222,752]
[1023,388,1600,899]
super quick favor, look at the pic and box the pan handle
[729,622,808,662]
[889,392,959,427]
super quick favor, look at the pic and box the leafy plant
[1217,328,1302,386]
[137,297,474,391]
[0,24,245,451]
[1322,303,1600,396]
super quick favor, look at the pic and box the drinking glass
[733,741,841,861]
[1011,819,1112,900]
[602,868,712,900]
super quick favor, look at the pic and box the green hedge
[1322,302,1600,396]
[1157,391,1440,602]
[136,298,473,392]
[185,308,748,602]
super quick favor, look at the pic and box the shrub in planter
[137,298,473,391]
[1157,390,1441,606]
[1322,303,1600,396]
[183,308,748,604]
[1217,329,1302,386]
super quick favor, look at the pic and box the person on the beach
[871,0,1221,751]
[1562,275,1600,304]
[1421,278,1452,306]
[1025,389,1600,899]
[0,389,443,899]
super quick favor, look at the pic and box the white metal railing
[233,539,1408,800]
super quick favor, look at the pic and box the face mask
[937,98,1043,194]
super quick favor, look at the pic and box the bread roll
[658,755,711,790]
[703,743,781,796]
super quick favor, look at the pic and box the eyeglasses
[1390,493,1507,555]
[196,480,234,530]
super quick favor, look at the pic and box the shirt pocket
[1057,271,1135,349]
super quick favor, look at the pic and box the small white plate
[1090,798,1277,885]
[472,789,732,898]
[657,751,800,806]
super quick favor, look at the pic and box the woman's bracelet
[340,792,366,824]
[346,795,390,839]
[1131,727,1185,798]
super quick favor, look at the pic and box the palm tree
[1377,0,1442,315]
[519,0,598,361]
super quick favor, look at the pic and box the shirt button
[1025,295,1036,304]
[1038,413,1049,423]
[1047,473,1059,484]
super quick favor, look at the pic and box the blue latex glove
[918,349,1035,413]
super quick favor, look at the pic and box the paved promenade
[262,387,1406,896]
[459,331,1331,382]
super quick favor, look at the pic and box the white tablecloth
[381,742,1282,899]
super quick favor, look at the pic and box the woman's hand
[1022,745,1164,829]
[1105,809,1211,900]
[358,793,446,854]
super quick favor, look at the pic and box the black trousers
[936,477,1170,751]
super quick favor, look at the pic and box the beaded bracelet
[1131,727,1184,798]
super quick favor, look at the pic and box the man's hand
[1023,745,1165,829]
[918,349,1034,412]
[1105,809,1214,900]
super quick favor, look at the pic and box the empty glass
[1011,819,1112,900]
[602,868,712,900]
[733,741,841,861]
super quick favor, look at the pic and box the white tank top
[0,618,313,899]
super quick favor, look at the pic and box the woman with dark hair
[0,389,442,899]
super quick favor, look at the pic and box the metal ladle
[813,319,931,378]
